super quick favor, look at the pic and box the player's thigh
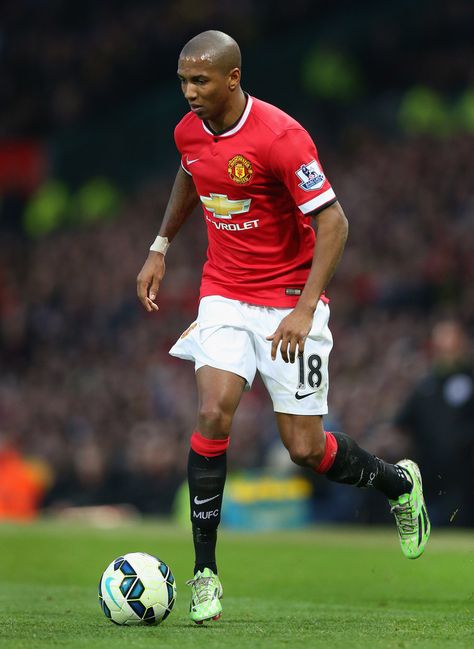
[256,301,333,415]
[196,365,246,423]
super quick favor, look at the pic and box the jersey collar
[202,94,253,138]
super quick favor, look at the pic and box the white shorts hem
[169,349,254,388]
[194,359,253,389]
[273,404,328,416]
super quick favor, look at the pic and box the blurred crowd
[1,0,472,136]
[0,131,472,522]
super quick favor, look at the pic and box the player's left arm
[267,201,348,363]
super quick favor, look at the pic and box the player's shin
[316,431,411,499]
[188,431,229,575]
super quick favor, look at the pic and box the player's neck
[206,89,247,134]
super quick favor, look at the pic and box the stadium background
[0,0,473,527]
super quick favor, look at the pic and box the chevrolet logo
[200,193,251,219]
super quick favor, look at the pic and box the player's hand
[266,305,314,363]
[136,252,166,312]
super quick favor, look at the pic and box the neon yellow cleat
[389,459,431,559]
[186,568,223,624]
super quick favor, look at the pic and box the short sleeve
[174,122,193,176]
[269,128,336,214]
[180,157,193,176]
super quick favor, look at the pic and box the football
[98,552,176,625]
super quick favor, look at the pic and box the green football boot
[389,459,431,559]
[186,568,223,624]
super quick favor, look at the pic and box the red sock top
[191,431,230,457]
[315,431,338,474]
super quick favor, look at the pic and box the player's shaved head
[180,30,241,74]
[177,30,245,130]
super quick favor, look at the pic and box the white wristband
[149,235,170,255]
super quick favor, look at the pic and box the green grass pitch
[0,520,472,648]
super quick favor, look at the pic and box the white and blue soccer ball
[98,552,176,625]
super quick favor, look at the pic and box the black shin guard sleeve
[192,527,218,575]
[326,432,411,499]
[188,448,226,530]
[326,432,374,486]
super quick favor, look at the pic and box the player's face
[177,57,238,122]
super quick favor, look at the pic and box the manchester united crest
[228,154,253,184]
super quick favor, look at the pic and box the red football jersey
[174,95,337,307]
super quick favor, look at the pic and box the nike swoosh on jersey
[194,494,220,505]
[186,156,200,165]
[294,391,317,400]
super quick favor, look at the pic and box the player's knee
[198,406,232,437]
[288,444,313,467]
[288,438,326,468]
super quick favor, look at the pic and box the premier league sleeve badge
[296,160,325,191]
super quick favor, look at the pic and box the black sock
[188,448,226,574]
[193,527,218,575]
[326,432,411,500]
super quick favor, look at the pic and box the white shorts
[169,296,333,415]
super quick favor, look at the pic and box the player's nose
[184,83,198,101]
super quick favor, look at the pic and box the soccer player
[137,30,430,624]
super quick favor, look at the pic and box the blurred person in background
[0,431,50,520]
[395,320,474,526]
[137,30,430,625]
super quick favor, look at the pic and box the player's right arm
[136,166,199,312]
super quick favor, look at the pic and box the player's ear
[228,68,241,91]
